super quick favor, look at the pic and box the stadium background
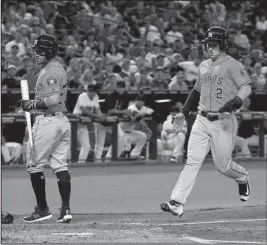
[1,0,267,163]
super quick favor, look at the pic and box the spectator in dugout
[100,80,130,157]
[1,107,26,165]
[1,133,22,165]
[237,98,267,157]
[101,80,146,160]
[124,94,154,157]
[117,94,150,160]
[72,84,105,163]
[157,105,187,163]
[234,98,252,158]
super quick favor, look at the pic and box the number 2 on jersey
[216,88,223,99]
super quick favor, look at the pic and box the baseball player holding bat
[161,26,252,217]
[19,34,72,223]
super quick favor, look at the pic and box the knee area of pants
[239,138,247,146]
[56,170,71,183]
[185,161,201,168]
[157,141,164,150]
[29,171,45,179]
[216,162,231,174]
[186,153,203,165]
[216,167,226,174]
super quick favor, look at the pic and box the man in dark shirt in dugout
[101,81,131,115]
[101,81,133,160]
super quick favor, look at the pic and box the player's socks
[56,171,71,209]
[30,172,48,211]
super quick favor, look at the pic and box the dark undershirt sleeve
[181,89,201,117]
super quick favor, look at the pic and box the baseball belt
[33,111,66,120]
[42,111,65,117]
[199,111,220,122]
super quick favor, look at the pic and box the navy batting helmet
[202,26,228,50]
[31,34,58,58]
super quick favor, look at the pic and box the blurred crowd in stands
[1,0,267,93]
[1,0,267,165]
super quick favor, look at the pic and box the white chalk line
[53,232,94,236]
[159,217,267,226]
[5,218,266,228]
[183,234,266,244]
[100,218,267,226]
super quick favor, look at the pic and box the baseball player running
[161,26,251,217]
[73,84,106,163]
[20,35,72,223]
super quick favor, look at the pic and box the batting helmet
[202,26,228,50]
[31,34,58,59]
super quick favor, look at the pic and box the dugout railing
[1,111,266,162]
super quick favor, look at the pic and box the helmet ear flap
[220,39,228,50]
[45,49,54,59]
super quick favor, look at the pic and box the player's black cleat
[57,207,72,223]
[160,200,184,217]
[23,206,52,223]
[239,180,251,202]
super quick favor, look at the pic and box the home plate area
[2,206,266,243]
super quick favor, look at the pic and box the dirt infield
[1,161,266,243]
[2,206,266,243]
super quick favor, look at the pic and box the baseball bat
[20,80,34,149]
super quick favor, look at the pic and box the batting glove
[20,99,35,112]
[218,96,242,113]
[19,99,48,112]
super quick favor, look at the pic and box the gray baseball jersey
[195,54,251,112]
